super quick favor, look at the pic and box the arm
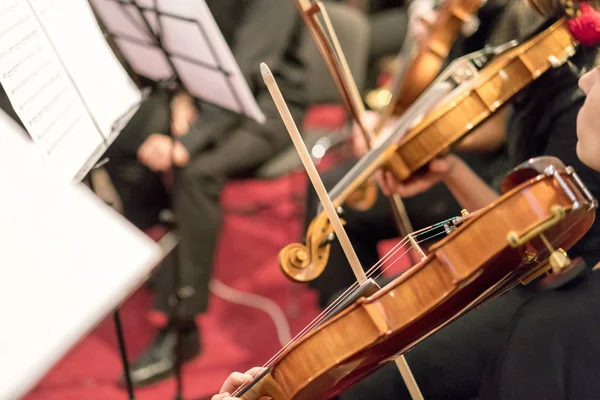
[179,0,299,155]
[442,155,500,211]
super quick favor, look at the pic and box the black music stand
[90,1,262,399]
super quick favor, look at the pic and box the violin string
[374,225,450,280]
[239,219,454,380]
[231,236,416,396]
[278,218,453,342]
[232,218,457,395]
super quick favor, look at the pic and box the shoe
[121,324,201,388]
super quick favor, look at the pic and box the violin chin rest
[537,256,587,291]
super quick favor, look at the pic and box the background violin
[238,156,596,399]
[280,17,578,282]
[351,0,483,211]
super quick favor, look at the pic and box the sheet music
[0,113,163,400]
[91,0,266,124]
[28,0,141,141]
[0,0,141,182]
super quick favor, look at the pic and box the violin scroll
[279,213,340,282]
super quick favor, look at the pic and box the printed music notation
[0,0,141,182]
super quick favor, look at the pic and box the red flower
[568,3,600,46]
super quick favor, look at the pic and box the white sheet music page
[28,0,141,142]
[0,112,163,400]
[90,0,265,124]
[0,0,141,182]
[0,0,102,181]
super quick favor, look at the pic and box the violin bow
[293,0,416,242]
[263,61,425,400]
[292,1,424,398]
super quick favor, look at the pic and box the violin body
[386,17,576,181]
[352,0,483,211]
[389,0,483,117]
[242,158,596,400]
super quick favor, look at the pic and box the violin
[355,0,483,212]
[280,17,578,282]
[236,156,596,399]
[373,0,483,118]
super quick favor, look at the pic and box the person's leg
[130,126,287,387]
[337,286,534,400]
[103,154,169,231]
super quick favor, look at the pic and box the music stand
[89,1,266,399]
[0,116,163,400]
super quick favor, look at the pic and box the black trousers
[106,97,304,319]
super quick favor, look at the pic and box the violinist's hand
[173,141,190,168]
[377,154,458,197]
[137,133,174,172]
[211,367,265,400]
[352,111,379,157]
[171,92,197,137]
[137,134,191,170]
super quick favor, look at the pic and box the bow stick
[292,1,425,396]
[292,0,417,253]
[261,62,424,400]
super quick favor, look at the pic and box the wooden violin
[236,156,596,400]
[355,0,483,212]
[280,17,578,282]
[371,0,483,118]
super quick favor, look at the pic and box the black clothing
[479,270,600,399]
[178,0,306,156]
[506,50,600,266]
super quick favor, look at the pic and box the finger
[220,372,253,394]
[429,158,450,173]
[375,170,391,196]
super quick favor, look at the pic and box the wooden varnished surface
[242,169,595,400]
[393,18,576,180]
